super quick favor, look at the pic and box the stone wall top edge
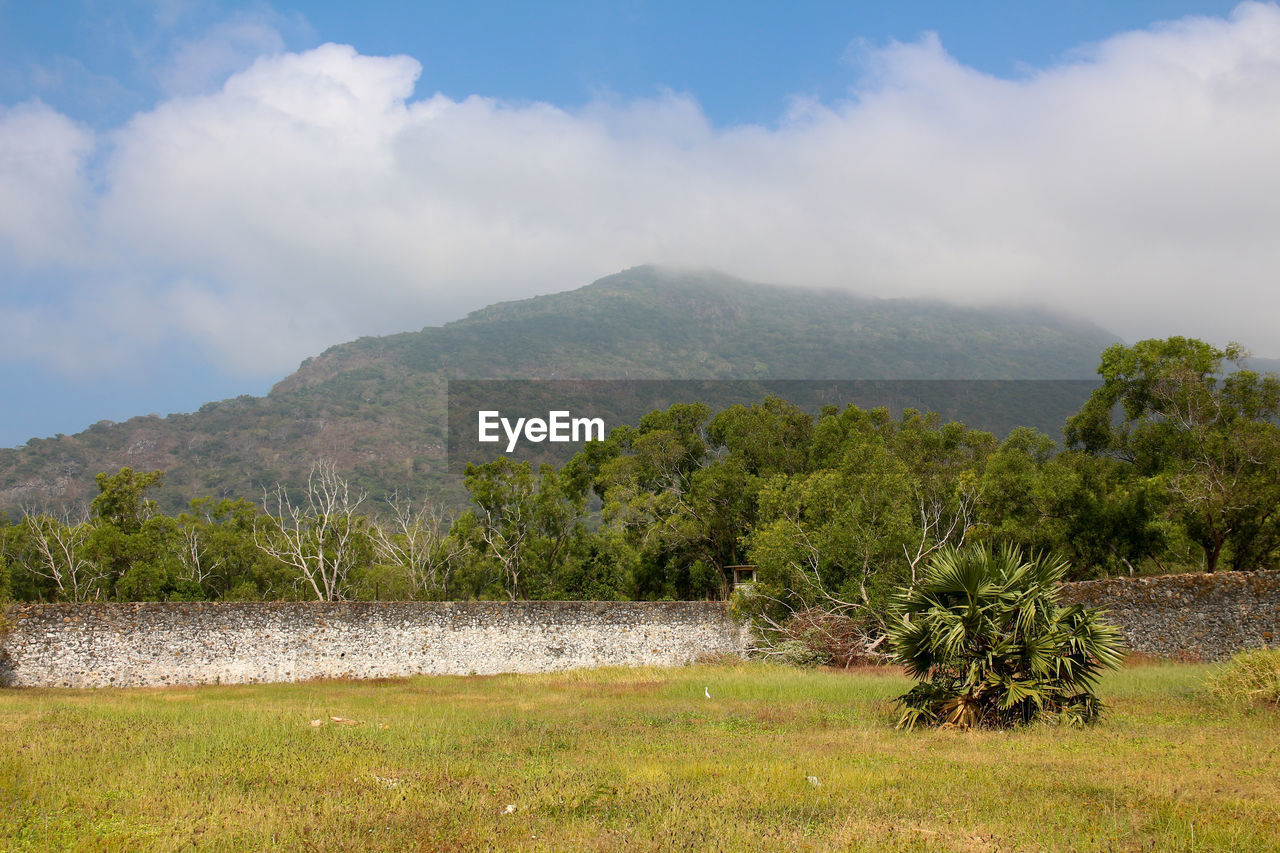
[2,600,734,618]
[1059,568,1280,595]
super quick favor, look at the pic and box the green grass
[1,662,1277,851]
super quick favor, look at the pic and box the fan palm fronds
[888,544,1125,729]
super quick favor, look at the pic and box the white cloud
[0,101,95,266]
[4,1,1280,380]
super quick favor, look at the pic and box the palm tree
[888,544,1125,729]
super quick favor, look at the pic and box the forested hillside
[4,337,1276,609]
[0,266,1120,515]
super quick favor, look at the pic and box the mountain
[1246,356,1280,375]
[0,266,1120,515]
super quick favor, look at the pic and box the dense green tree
[74,467,180,599]
[1,514,17,603]
[978,429,1168,578]
[461,458,588,600]
[543,529,634,601]
[592,403,724,598]
[1066,338,1280,571]
[750,441,914,619]
[708,396,812,477]
[109,514,205,601]
[742,405,995,662]
[91,468,165,535]
[805,406,994,575]
[588,398,819,599]
[176,498,290,600]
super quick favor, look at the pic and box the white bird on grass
[704,686,711,699]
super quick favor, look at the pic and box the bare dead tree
[475,501,532,602]
[902,476,978,585]
[370,493,468,599]
[20,506,105,602]
[254,461,368,601]
[176,521,222,590]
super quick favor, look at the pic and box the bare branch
[371,492,468,598]
[254,460,367,601]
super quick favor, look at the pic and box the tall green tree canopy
[1066,338,1280,571]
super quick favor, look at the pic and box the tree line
[1,338,1277,615]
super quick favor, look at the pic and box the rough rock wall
[1059,570,1279,661]
[4,571,1274,688]
[0,601,747,688]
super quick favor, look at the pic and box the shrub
[766,638,832,667]
[742,605,889,668]
[1206,648,1280,708]
[783,608,886,667]
[888,544,1125,729]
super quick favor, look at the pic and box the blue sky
[0,1,1275,446]
[2,2,1245,128]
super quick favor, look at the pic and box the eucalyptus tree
[1066,337,1280,571]
[587,398,818,599]
[743,405,993,662]
[591,402,723,598]
[85,467,177,598]
[460,458,588,601]
[177,497,288,600]
[978,428,1168,578]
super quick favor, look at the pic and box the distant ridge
[0,266,1120,514]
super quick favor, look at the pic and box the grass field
[1,661,1277,851]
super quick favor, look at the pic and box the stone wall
[1059,570,1280,661]
[0,601,747,688]
[3,571,1274,688]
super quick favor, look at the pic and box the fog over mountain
[3,4,1279,445]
